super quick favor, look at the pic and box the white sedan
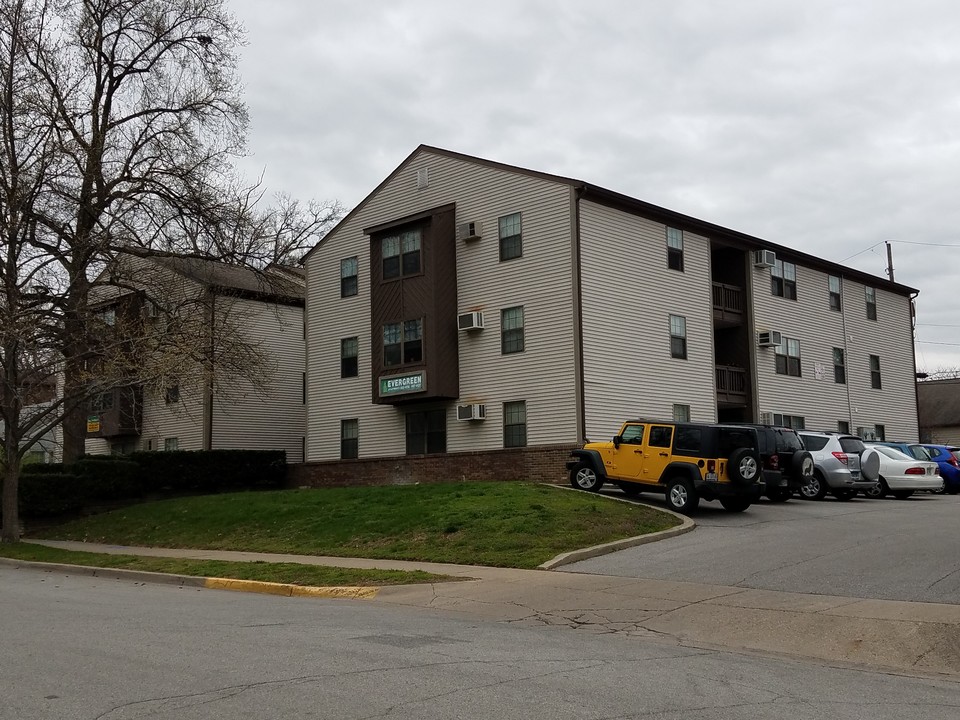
[862,446,943,499]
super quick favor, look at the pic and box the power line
[916,340,960,347]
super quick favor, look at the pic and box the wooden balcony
[86,385,142,438]
[716,365,747,406]
[712,282,744,327]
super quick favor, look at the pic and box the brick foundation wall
[288,444,577,488]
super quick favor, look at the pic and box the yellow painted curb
[203,577,380,599]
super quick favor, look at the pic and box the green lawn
[33,482,680,569]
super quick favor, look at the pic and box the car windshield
[800,434,828,451]
[839,437,866,453]
[876,446,913,461]
[909,445,933,460]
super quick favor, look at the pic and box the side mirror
[613,435,621,449]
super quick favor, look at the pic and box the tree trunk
[2,434,20,543]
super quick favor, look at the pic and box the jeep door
[640,424,674,483]
[608,423,646,479]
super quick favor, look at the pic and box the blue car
[868,441,934,461]
[921,445,960,494]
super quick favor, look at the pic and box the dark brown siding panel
[368,205,459,405]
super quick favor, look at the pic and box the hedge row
[13,449,287,517]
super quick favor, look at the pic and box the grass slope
[34,482,680,569]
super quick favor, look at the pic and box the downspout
[573,185,586,443]
[202,289,215,450]
[841,283,853,430]
[910,290,922,440]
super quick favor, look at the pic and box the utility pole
[886,241,895,282]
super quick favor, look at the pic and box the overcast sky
[229,0,960,373]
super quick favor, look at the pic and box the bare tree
[0,0,342,542]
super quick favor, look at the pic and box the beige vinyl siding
[752,265,917,438]
[579,201,717,441]
[210,298,306,462]
[926,426,960,445]
[305,149,577,460]
[139,381,206,451]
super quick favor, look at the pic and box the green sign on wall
[379,372,425,396]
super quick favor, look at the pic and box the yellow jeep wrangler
[566,420,764,514]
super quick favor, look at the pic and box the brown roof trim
[304,144,918,297]
[363,203,457,236]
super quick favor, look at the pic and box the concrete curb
[0,557,379,600]
[538,491,696,570]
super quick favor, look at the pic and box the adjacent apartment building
[297,145,919,483]
[85,255,307,462]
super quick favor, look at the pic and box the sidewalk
[19,539,960,679]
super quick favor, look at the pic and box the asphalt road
[3,567,960,720]
[562,491,960,603]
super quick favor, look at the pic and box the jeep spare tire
[791,450,815,478]
[728,447,761,485]
[860,448,881,482]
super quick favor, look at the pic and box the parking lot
[561,492,960,604]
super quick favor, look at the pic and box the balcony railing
[716,365,747,403]
[712,282,743,326]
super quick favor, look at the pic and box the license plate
[705,472,718,482]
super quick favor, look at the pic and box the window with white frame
[340,257,358,297]
[828,275,842,311]
[164,437,179,451]
[501,306,525,354]
[669,315,687,359]
[666,227,684,272]
[832,347,845,384]
[503,401,527,448]
[498,213,522,261]
[865,286,877,320]
[772,413,805,430]
[775,337,801,376]
[672,404,691,422]
[870,354,882,389]
[771,260,797,300]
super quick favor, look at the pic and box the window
[838,420,850,434]
[772,413,805,430]
[771,260,797,300]
[405,409,446,455]
[620,425,644,443]
[674,426,701,453]
[832,348,846,384]
[382,229,421,279]
[669,315,687,359]
[341,337,358,378]
[96,307,116,326]
[875,424,886,442]
[163,437,179,451]
[383,320,422,366]
[666,227,684,272]
[672,403,691,422]
[501,306,525,354]
[829,275,842,311]
[340,257,358,297]
[503,401,527,448]
[775,337,801,377]
[870,355,882,389]
[865,287,877,320]
[165,385,180,404]
[498,212,522,261]
[341,419,358,459]
[649,426,673,448]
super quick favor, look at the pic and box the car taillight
[831,451,849,465]
[768,453,780,470]
[905,467,925,475]
[949,457,960,468]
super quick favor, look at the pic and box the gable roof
[302,144,918,297]
[148,255,305,303]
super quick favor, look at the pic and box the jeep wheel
[800,472,828,500]
[665,477,699,515]
[617,482,642,497]
[570,462,603,492]
[728,448,761,485]
[720,497,752,512]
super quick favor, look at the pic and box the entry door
[641,425,674,482]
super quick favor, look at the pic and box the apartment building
[85,255,307,462]
[297,145,919,483]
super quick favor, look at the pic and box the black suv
[733,425,815,501]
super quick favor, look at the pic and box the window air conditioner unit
[457,221,482,241]
[457,311,484,331]
[757,330,782,347]
[457,404,486,421]
[754,249,777,268]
